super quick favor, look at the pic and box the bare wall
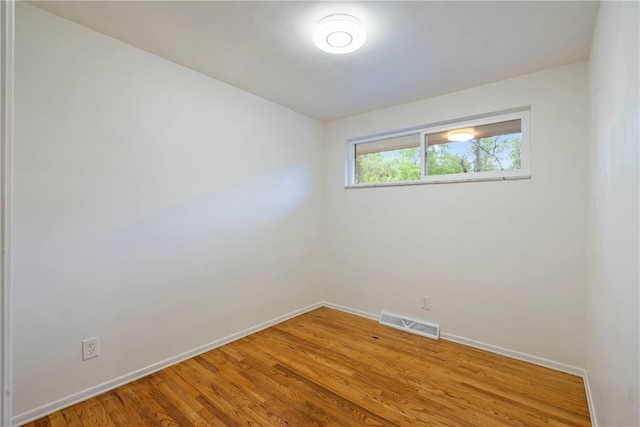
[323,62,589,367]
[13,3,324,416]
[13,0,606,420]
[586,1,640,425]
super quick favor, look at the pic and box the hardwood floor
[23,307,591,427]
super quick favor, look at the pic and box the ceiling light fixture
[313,14,366,54]
[447,131,475,142]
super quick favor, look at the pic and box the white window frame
[345,109,531,188]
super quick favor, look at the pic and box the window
[354,133,421,184]
[346,110,530,187]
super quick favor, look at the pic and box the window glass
[425,119,522,176]
[355,133,420,184]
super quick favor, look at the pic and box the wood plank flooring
[23,307,591,426]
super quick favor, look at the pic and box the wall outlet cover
[82,337,99,361]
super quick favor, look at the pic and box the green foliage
[427,144,464,175]
[510,140,522,169]
[355,134,521,183]
[355,147,421,183]
[428,134,522,175]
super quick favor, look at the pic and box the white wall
[324,62,589,367]
[13,3,324,416]
[17,0,637,422]
[586,2,640,426]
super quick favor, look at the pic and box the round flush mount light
[313,14,366,54]
[447,130,475,142]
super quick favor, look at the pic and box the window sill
[344,174,531,189]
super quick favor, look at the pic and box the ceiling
[29,1,600,122]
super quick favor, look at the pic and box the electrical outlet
[82,337,99,361]
[421,295,431,310]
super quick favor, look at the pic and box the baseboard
[12,302,323,426]
[14,301,595,427]
[320,301,379,321]
[325,304,586,377]
[321,303,594,426]
[440,332,585,377]
[582,369,598,426]
[441,332,595,426]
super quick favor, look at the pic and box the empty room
[0,1,638,426]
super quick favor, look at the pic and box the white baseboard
[320,301,379,321]
[322,302,587,374]
[323,302,595,426]
[12,302,323,427]
[13,301,595,427]
[440,332,585,377]
[582,370,598,427]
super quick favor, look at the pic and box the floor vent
[379,311,440,340]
